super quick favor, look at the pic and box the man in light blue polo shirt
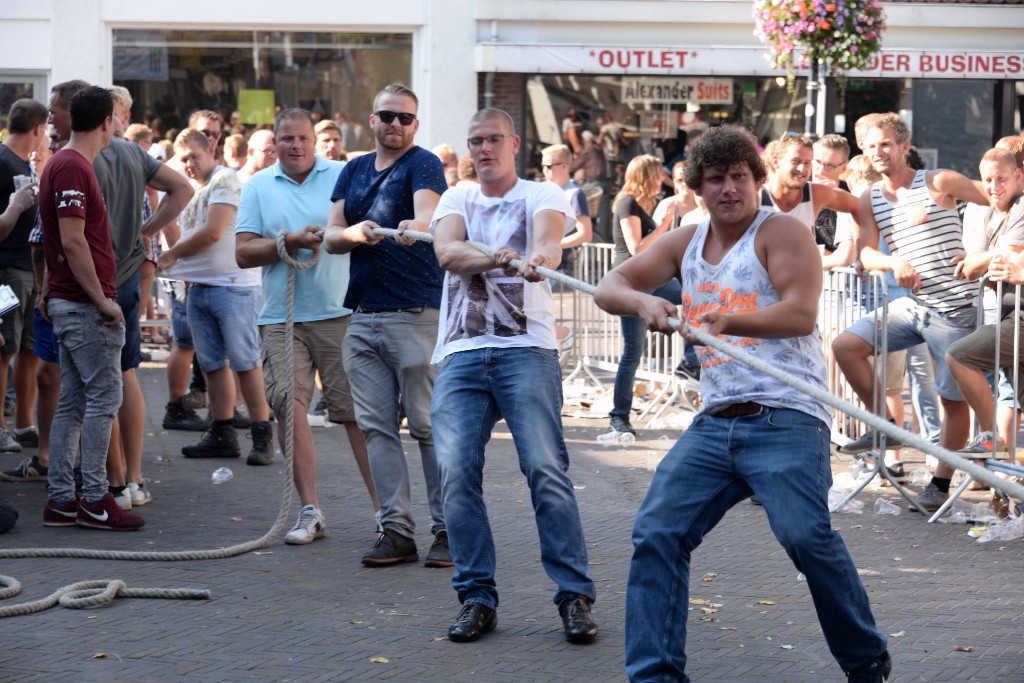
[235,108,376,545]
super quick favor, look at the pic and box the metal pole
[804,59,819,135]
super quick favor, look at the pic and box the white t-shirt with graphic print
[430,179,573,364]
[163,165,260,287]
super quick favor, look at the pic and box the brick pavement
[0,363,1022,682]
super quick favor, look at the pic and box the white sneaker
[284,506,326,545]
[112,488,132,511]
[0,427,22,453]
[128,481,152,506]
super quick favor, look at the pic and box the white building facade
[1,0,1022,173]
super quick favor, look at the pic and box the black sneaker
[246,422,274,466]
[0,455,48,482]
[674,362,701,383]
[885,462,906,479]
[448,602,497,643]
[13,427,39,448]
[0,496,18,533]
[163,399,210,432]
[182,424,241,458]
[361,528,418,566]
[424,530,454,567]
[312,397,328,416]
[558,595,598,644]
[847,650,891,682]
[610,415,635,435]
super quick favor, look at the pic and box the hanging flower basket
[753,0,886,77]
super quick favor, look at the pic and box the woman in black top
[608,155,681,434]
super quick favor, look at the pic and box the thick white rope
[0,234,311,617]
[377,227,1024,501]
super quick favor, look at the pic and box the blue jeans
[906,343,941,442]
[432,346,595,609]
[343,309,444,538]
[625,408,886,682]
[612,279,682,418]
[186,284,262,372]
[47,298,125,504]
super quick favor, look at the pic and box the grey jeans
[47,298,125,504]
[343,308,444,538]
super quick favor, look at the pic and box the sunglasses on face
[375,110,417,126]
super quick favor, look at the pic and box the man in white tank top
[596,126,890,683]
[761,133,862,233]
[832,112,989,515]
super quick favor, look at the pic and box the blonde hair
[614,154,663,211]
[541,144,571,165]
[872,113,911,145]
[107,85,133,112]
[845,155,881,187]
[174,128,213,152]
[995,135,1024,168]
[124,123,152,144]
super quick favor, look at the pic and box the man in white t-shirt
[159,129,272,464]
[427,108,597,645]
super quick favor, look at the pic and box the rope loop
[276,232,319,271]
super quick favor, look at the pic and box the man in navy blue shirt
[324,83,450,568]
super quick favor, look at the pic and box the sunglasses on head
[375,110,417,126]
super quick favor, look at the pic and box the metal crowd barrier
[819,268,928,510]
[559,243,698,426]
[928,277,1024,522]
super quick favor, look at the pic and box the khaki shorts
[261,316,355,422]
[0,267,36,355]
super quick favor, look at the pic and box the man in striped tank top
[832,113,989,514]
[596,126,890,683]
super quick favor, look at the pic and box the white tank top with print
[681,208,831,424]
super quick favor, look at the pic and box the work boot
[246,421,274,466]
[182,423,240,458]
[163,398,210,432]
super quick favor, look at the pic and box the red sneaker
[76,492,145,530]
[43,498,79,527]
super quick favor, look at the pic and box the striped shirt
[872,169,973,313]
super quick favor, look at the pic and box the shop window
[911,79,993,175]
[113,29,411,148]
[524,74,808,180]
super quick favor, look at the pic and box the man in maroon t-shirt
[38,86,143,531]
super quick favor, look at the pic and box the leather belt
[711,401,765,418]
[355,306,425,314]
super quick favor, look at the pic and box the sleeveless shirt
[760,184,817,229]
[871,169,973,314]
[681,208,831,424]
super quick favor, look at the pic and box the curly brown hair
[684,126,767,192]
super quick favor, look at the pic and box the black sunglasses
[375,110,417,126]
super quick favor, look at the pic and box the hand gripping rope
[0,233,311,617]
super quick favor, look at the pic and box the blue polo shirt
[236,157,351,325]
[330,146,447,310]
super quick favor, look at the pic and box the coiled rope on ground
[0,234,311,616]
[1,226,1021,616]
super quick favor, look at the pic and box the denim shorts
[116,269,143,372]
[845,297,976,401]
[170,286,193,349]
[33,307,58,364]
[186,284,261,373]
